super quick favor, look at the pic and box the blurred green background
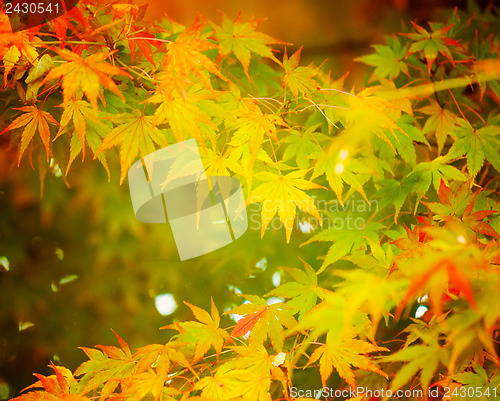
[0,0,489,398]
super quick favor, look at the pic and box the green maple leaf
[382,339,448,395]
[376,172,423,223]
[282,127,323,170]
[282,46,319,97]
[211,12,287,77]
[310,145,372,205]
[301,218,382,272]
[408,155,467,193]
[391,115,430,166]
[266,258,330,319]
[448,121,500,177]
[94,110,169,183]
[451,363,500,400]
[356,37,408,79]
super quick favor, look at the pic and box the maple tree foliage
[1,0,500,400]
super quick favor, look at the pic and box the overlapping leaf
[41,50,132,111]
[225,295,296,352]
[305,332,388,388]
[211,12,286,77]
[248,170,323,242]
[94,111,169,183]
[163,298,230,362]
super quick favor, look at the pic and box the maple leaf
[94,110,169,183]
[61,110,111,179]
[12,363,89,401]
[132,341,196,401]
[408,154,467,193]
[448,121,500,177]
[193,362,249,400]
[147,88,217,145]
[55,99,95,160]
[0,105,57,164]
[345,86,405,152]
[282,127,323,170]
[382,339,448,395]
[461,196,500,240]
[225,294,296,352]
[335,244,405,333]
[266,258,331,319]
[305,332,388,388]
[211,12,287,78]
[229,99,287,163]
[127,30,162,67]
[41,49,132,111]
[375,172,423,223]
[282,46,319,97]
[0,15,39,86]
[356,37,409,80]
[162,298,230,362]
[200,146,243,177]
[74,331,136,395]
[247,170,324,243]
[423,179,474,221]
[310,145,372,205]
[163,17,227,90]
[301,217,382,272]
[396,256,477,319]
[423,180,500,239]
[401,22,461,73]
[226,344,289,400]
[118,371,183,401]
[419,100,461,154]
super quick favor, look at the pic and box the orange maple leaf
[41,49,132,111]
[0,105,58,164]
[395,258,477,319]
[11,362,89,401]
[163,17,227,90]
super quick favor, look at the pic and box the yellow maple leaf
[162,298,230,363]
[305,332,389,388]
[41,49,132,111]
[248,170,324,242]
[94,111,168,183]
[229,100,287,162]
[148,89,217,146]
